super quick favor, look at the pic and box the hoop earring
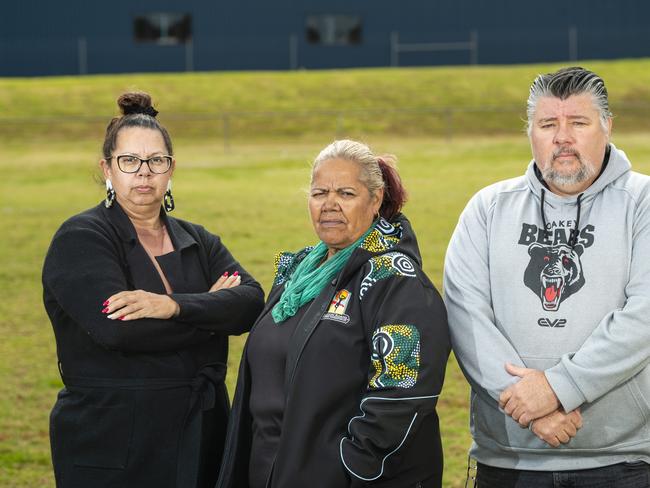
[164,180,175,212]
[105,179,115,208]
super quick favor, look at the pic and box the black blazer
[42,201,264,488]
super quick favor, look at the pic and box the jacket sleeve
[443,192,526,404]
[170,227,265,335]
[43,227,211,353]
[339,263,450,484]
[545,191,650,412]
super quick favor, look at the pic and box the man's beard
[541,147,597,189]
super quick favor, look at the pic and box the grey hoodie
[444,144,650,470]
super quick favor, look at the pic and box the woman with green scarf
[217,140,451,488]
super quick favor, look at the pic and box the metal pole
[185,38,194,71]
[445,108,453,141]
[390,31,399,67]
[469,30,478,65]
[78,37,87,75]
[568,26,578,61]
[222,114,230,153]
[289,34,298,70]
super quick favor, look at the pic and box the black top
[42,201,265,488]
[247,305,309,488]
[217,215,451,488]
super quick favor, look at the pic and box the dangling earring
[164,180,175,212]
[105,179,115,208]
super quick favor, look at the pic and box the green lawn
[2,59,650,487]
[1,58,650,142]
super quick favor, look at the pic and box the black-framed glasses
[112,154,173,174]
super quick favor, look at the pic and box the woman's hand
[209,271,241,292]
[102,290,180,321]
[101,271,240,321]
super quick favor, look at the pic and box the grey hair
[526,66,612,136]
[311,139,386,196]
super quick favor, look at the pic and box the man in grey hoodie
[444,66,650,487]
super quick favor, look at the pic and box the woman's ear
[373,187,385,216]
[99,159,111,180]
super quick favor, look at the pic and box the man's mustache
[553,147,581,160]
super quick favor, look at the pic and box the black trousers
[476,461,650,488]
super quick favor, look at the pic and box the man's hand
[530,409,582,447]
[499,363,560,426]
[103,290,180,321]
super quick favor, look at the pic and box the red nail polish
[103,300,109,306]
[102,307,109,313]
[118,316,125,321]
[223,271,229,277]
[233,271,239,277]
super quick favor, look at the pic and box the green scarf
[272,225,374,324]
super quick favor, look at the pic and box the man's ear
[606,117,613,139]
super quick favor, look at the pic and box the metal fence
[5,24,650,76]
[1,102,649,153]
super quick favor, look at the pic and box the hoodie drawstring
[540,188,548,234]
[569,193,584,248]
[540,188,584,250]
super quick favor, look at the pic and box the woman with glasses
[42,92,264,488]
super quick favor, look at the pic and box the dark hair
[377,157,407,220]
[527,66,611,134]
[312,140,407,221]
[102,92,173,160]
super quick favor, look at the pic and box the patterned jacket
[217,214,451,488]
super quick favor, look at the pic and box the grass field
[1,60,650,487]
[2,58,650,142]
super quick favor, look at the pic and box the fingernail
[233,271,239,277]
[223,271,229,277]
[101,307,109,314]
[118,316,125,321]
[103,300,109,306]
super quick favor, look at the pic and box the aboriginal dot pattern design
[273,246,314,286]
[360,218,402,254]
[369,324,420,389]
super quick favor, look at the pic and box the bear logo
[524,242,585,311]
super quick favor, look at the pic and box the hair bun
[117,92,159,117]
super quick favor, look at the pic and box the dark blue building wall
[1,1,649,76]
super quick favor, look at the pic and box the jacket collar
[99,200,197,252]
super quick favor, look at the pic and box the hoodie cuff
[545,361,586,412]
